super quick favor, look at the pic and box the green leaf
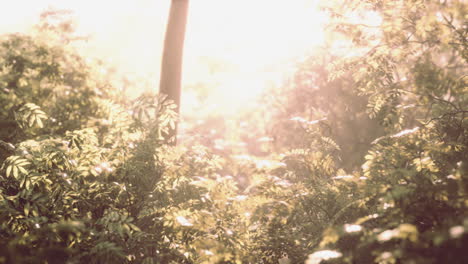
[128,223,141,232]
[28,114,35,127]
[36,117,43,128]
[6,165,12,178]
[24,202,30,217]
[13,166,18,178]
[18,166,27,175]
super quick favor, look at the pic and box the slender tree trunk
[159,0,189,145]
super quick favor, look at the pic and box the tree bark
[159,0,189,145]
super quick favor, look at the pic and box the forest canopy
[0,0,467,263]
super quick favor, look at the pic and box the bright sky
[0,0,328,114]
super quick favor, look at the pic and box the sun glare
[186,0,327,68]
[183,0,328,114]
[1,0,329,115]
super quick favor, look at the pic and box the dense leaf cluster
[1,1,467,263]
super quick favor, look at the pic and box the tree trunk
[159,0,189,145]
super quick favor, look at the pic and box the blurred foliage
[1,1,467,264]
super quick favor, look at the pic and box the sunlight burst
[1,0,329,114]
[182,0,329,113]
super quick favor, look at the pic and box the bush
[1,1,467,263]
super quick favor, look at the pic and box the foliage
[1,1,467,264]
[300,0,468,263]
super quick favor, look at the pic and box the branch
[399,89,460,111]
[0,140,15,151]
[422,110,468,126]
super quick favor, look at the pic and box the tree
[159,0,190,145]
[301,0,468,262]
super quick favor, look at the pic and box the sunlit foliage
[1,1,467,263]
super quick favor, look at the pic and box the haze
[0,0,328,113]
